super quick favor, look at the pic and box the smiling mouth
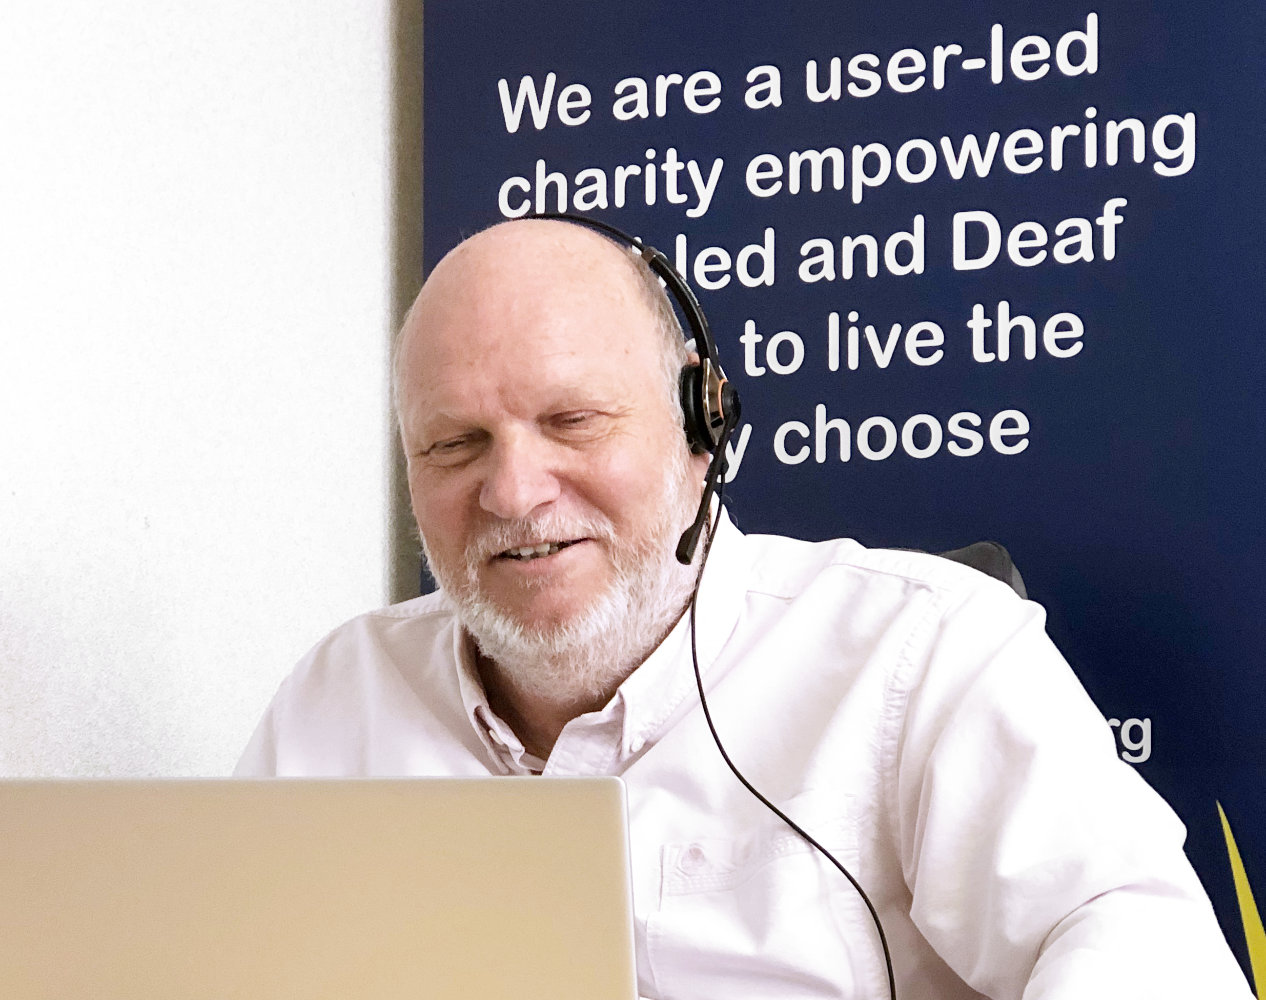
[497,540,582,561]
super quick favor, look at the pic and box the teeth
[504,542,566,560]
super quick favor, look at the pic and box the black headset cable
[685,414,898,1000]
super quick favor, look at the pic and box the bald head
[393,219,687,425]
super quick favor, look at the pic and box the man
[238,219,1252,998]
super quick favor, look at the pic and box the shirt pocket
[645,799,885,1000]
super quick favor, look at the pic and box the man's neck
[474,648,625,761]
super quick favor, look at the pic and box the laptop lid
[0,777,637,1000]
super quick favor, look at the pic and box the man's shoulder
[736,526,1021,604]
[285,590,459,687]
[236,589,475,776]
[316,589,454,639]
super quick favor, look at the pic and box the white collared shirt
[237,514,1252,999]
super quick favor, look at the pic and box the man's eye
[421,434,481,465]
[552,411,607,433]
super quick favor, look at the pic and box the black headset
[530,213,742,565]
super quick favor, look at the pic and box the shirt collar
[452,625,544,775]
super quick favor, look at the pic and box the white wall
[0,3,395,775]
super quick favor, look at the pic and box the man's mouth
[497,539,581,561]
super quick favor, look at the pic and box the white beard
[421,447,701,704]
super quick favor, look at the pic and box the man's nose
[478,432,561,520]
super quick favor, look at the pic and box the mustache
[463,511,617,564]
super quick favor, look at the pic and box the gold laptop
[0,777,637,1000]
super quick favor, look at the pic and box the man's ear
[690,446,712,480]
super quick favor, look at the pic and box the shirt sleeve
[891,580,1253,999]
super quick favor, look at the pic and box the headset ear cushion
[679,363,711,454]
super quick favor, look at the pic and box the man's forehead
[399,329,657,443]
[412,313,658,403]
[414,361,624,421]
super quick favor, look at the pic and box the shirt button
[680,844,707,874]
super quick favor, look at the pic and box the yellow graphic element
[1218,802,1266,997]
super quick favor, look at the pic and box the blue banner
[423,1,1266,978]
